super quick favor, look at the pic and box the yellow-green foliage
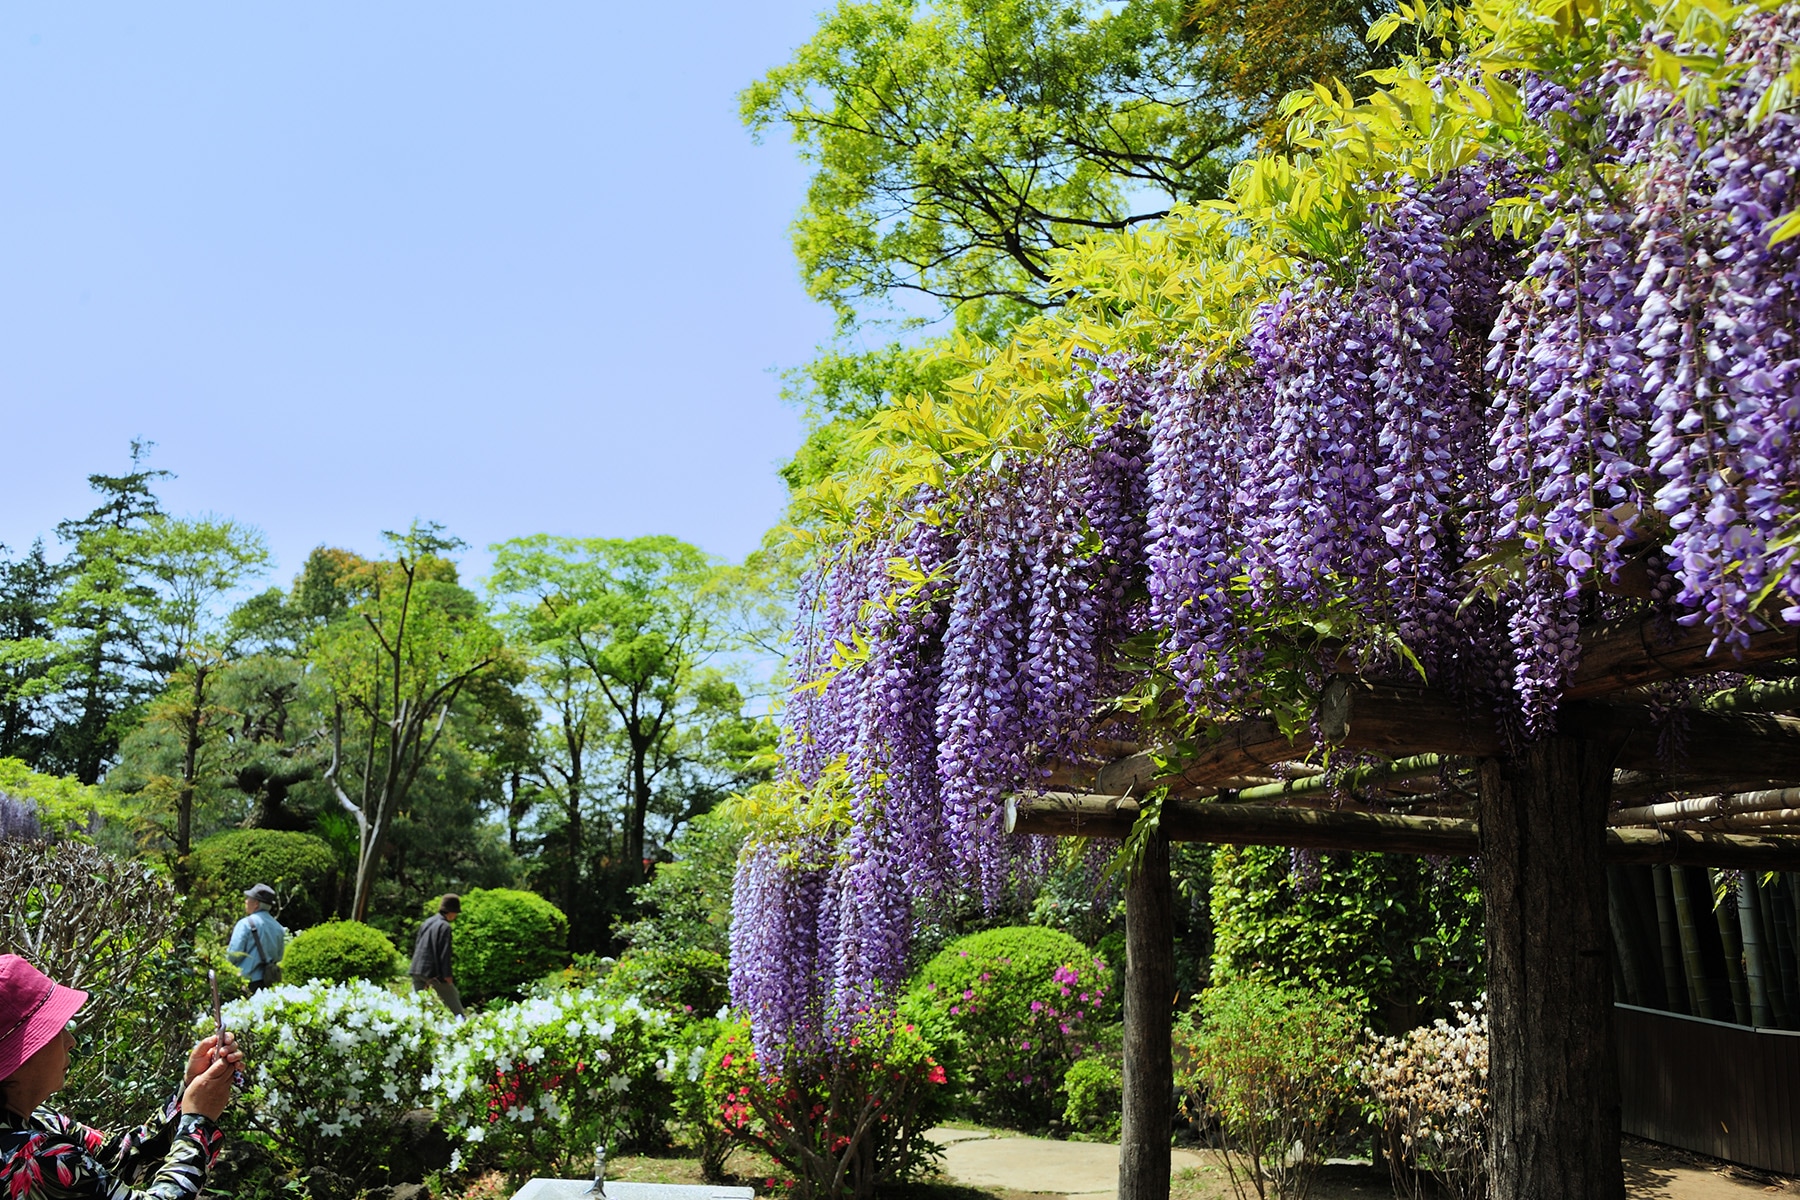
[783,0,1800,558]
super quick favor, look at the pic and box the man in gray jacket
[410,893,464,1016]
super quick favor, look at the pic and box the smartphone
[207,970,244,1087]
[208,969,225,1052]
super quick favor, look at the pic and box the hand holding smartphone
[207,969,245,1088]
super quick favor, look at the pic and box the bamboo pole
[1626,867,1670,1008]
[1738,873,1776,1027]
[1610,788,1800,826]
[1668,866,1717,1020]
[1232,754,1444,802]
[1701,676,1800,714]
[1709,869,1753,1025]
[1668,810,1800,831]
[1652,867,1690,1016]
[1756,875,1793,1029]
[1770,875,1800,1026]
[1606,867,1649,1007]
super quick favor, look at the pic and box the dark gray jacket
[411,913,453,978]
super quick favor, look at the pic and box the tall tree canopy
[105,516,271,860]
[313,525,512,921]
[489,534,770,923]
[744,0,1391,322]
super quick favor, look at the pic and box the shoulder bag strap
[251,913,276,969]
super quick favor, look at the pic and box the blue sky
[0,2,837,590]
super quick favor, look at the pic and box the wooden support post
[1480,738,1624,1200]
[1119,826,1173,1200]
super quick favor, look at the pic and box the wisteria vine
[732,6,1800,1058]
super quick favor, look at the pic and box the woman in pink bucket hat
[0,954,242,1200]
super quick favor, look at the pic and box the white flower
[607,1074,630,1094]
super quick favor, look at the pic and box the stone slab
[512,1179,753,1200]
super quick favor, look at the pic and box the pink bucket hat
[0,955,88,1081]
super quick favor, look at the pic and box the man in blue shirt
[226,884,285,993]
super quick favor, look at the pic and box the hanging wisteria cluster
[732,7,1800,1058]
[731,374,1151,1061]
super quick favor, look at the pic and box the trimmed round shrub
[906,925,1114,1129]
[454,887,569,1003]
[597,948,728,1017]
[283,920,401,985]
[189,829,339,930]
[1061,1055,1122,1142]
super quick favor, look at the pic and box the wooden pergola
[1009,611,1800,1200]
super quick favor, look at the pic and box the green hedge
[1210,845,1483,1031]
[906,925,1114,1130]
[598,947,729,1017]
[188,829,339,930]
[453,888,569,1002]
[282,920,401,985]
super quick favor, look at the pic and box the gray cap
[244,883,278,904]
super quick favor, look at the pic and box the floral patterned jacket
[0,1093,221,1200]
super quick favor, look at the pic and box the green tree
[44,443,171,783]
[748,0,1394,323]
[616,805,747,959]
[0,541,63,765]
[313,525,509,920]
[489,536,755,896]
[123,516,272,859]
[1209,846,1484,1033]
[745,0,1238,320]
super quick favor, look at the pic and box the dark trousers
[412,974,465,1016]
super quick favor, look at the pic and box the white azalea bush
[430,988,675,1182]
[221,980,441,1185]
[1361,1001,1489,1200]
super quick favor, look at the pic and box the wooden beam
[1054,687,1800,802]
[1606,827,1800,869]
[1005,794,1800,869]
[1567,614,1799,700]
